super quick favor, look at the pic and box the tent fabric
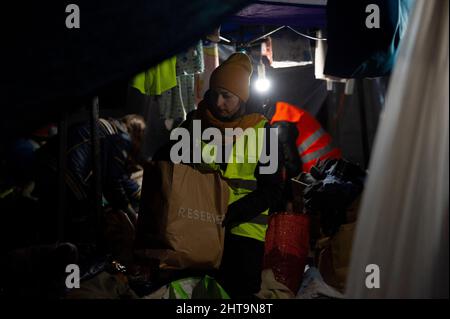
[260,0,327,5]
[228,2,326,27]
[324,0,413,78]
[1,0,252,140]
[346,0,449,298]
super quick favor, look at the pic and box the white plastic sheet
[346,0,449,298]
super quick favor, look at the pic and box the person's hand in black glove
[221,205,240,228]
[310,158,338,180]
[221,201,262,229]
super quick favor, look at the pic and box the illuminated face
[208,88,241,119]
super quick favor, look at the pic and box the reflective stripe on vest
[297,127,326,154]
[169,281,191,299]
[251,213,269,225]
[271,102,341,172]
[301,143,336,163]
[201,119,269,242]
[226,178,257,191]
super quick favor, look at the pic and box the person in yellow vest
[155,53,283,298]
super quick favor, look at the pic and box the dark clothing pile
[303,158,366,236]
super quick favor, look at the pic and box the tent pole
[357,79,370,169]
[90,97,102,244]
[57,110,68,242]
[247,25,286,45]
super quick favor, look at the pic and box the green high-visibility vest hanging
[131,56,177,95]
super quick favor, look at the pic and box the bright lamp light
[255,78,271,93]
[255,62,271,93]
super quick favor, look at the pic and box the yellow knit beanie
[209,53,253,102]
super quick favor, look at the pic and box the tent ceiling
[228,0,326,27]
[261,0,327,5]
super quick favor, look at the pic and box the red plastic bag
[263,213,310,294]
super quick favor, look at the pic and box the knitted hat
[209,53,253,102]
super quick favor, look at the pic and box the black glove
[310,158,338,180]
[221,203,261,229]
[221,206,240,228]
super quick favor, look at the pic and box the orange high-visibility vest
[270,101,341,172]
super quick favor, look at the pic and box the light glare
[255,78,271,92]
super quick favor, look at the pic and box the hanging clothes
[131,56,177,95]
[159,41,204,123]
[270,28,312,66]
[261,37,273,65]
[314,30,347,86]
[176,40,204,75]
[126,87,170,161]
[346,0,449,298]
[131,43,204,159]
[158,77,188,123]
[195,40,219,104]
[142,95,171,160]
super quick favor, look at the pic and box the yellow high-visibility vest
[200,118,269,242]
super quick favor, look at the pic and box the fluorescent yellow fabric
[201,118,269,242]
[132,56,177,95]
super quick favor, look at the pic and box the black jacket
[264,102,302,179]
